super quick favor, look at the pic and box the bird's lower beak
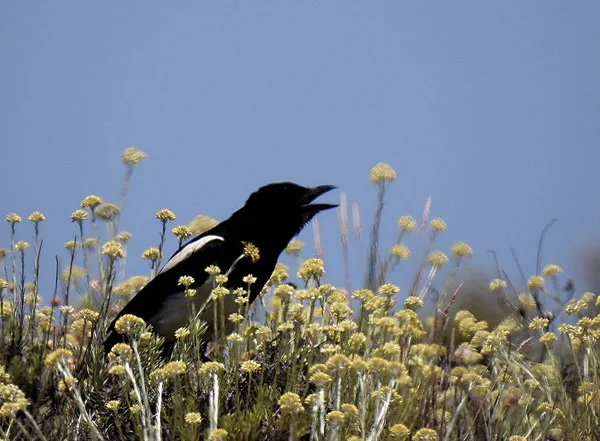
[300,185,337,223]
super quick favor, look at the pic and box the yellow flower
[198,362,225,378]
[242,274,256,285]
[102,241,125,259]
[80,195,103,209]
[44,349,73,368]
[208,429,229,441]
[106,400,120,412]
[156,209,176,222]
[114,314,145,334]
[404,296,424,310]
[129,404,141,415]
[142,248,161,261]
[189,214,219,235]
[0,249,8,259]
[243,242,260,263]
[379,283,400,297]
[326,410,345,424]
[115,231,133,243]
[121,146,147,166]
[205,265,221,275]
[57,376,78,392]
[297,258,325,281]
[175,327,190,339]
[518,293,537,312]
[413,428,438,441]
[389,423,411,440]
[539,332,556,346]
[70,210,88,222]
[427,251,448,268]
[278,392,304,415]
[109,343,133,361]
[211,286,229,300]
[14,241,29,252]
[240,360,261,373]
[489,279,507,292]
[174,277,194,291]
[452,242,472,258]
[172,225,193,240]
[184,412,202,425]
[429,218,447,232]
[163,361,187,377]
[0,279,8,290]
[542,264,562,277]
[310,372,332,388]
[285,239,304,256]
[5,213,21,224]
[369,162,396,183]
[508,437,527,441]
[391,244,411,260]
[527,275,545,291]
[397,216,417,232]
[528,317,549,332]
[28,211,45,223]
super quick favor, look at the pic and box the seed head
[121,146,147,166]
[156,209,176,222]
[369,162,396,183]
[5,213,21,224]
[28,211,45,223]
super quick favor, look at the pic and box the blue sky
[1,2,599,303]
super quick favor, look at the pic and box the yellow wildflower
[369,162,396,183]
[28,211,45,223]
[121,146,147,166]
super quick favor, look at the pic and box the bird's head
[232,182,337,249]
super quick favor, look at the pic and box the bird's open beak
[299,185,337,223]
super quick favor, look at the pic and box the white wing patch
[159,235,224,274]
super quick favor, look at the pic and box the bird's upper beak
[299,185,337,222]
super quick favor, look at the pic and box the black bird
[103,182,336,354]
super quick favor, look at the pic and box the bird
[103,182,337,355]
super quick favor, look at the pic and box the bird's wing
[103,234,235,351]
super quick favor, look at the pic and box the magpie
[103,182,337,354]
